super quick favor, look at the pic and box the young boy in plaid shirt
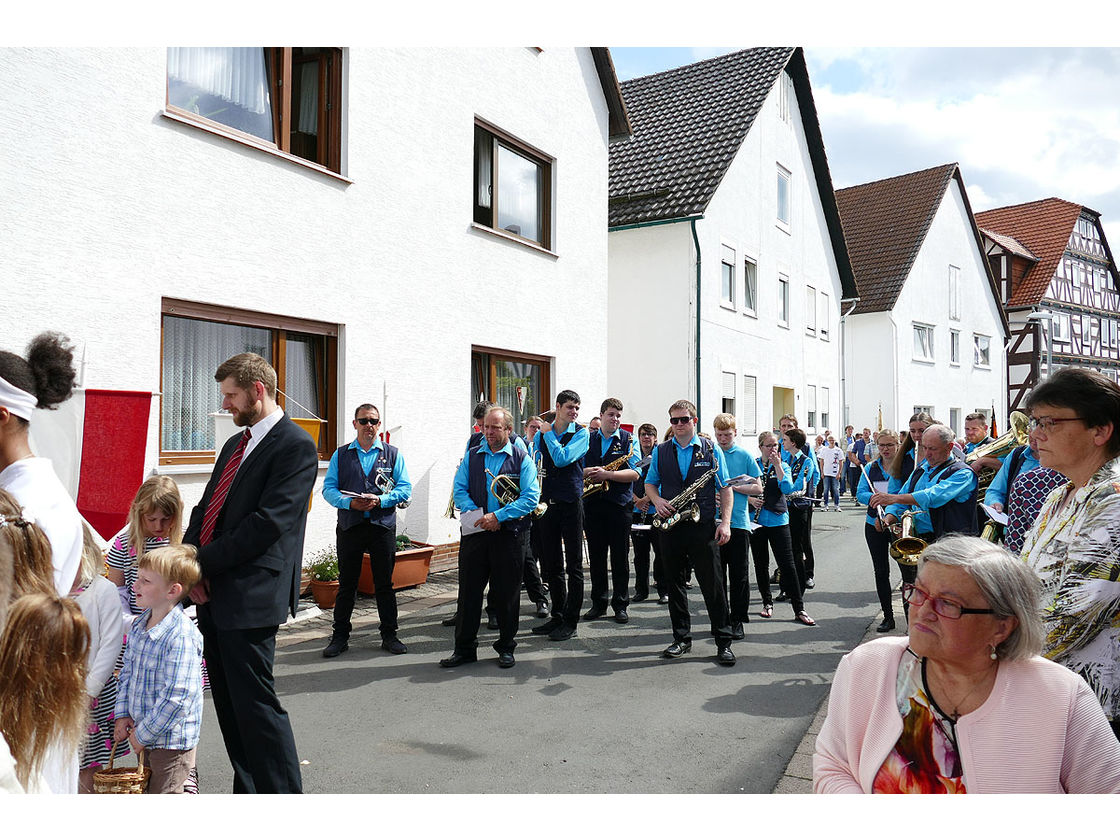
[114,544,203,794]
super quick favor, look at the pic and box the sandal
[795,611,816,627]
[758,604,773,619]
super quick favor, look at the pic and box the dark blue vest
[755,457,788,516]
[585,429,634,507]
[466,443,529,533]
[336,443,399,532]
[656,438,718,523]
[905,458,978,538]
[787,453,812,509]
[865,459,887,519]
[540,427,584,503]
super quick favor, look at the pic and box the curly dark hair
[0,332,77,415]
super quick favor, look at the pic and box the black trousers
[661,520,732,644]
[788,504,816,579]
[197,615,301,793]
[750,523,805,614]
[538,499,584,625]
[521,522,548,605]
[864,522,897,620]
[719,527,750,623]
[334,522,397,640]
[631,512,666,597]
[584,499,632,611]
[455,529,523,654]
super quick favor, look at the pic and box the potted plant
[358,534,434,595]
[305,548,340,609]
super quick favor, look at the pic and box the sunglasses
[669,416,693,426]
[356,417,381,426]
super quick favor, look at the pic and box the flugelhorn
[888,510,926,566]
[486,469,547,520]
[965,411,1030,499]
[374,471,410,509]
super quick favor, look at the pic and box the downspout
[691,218,702,417]
[839,297,858,427]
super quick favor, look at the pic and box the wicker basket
[93,742,150,794]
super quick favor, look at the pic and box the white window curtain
[167,47,274,142]
[297,61,318,134]
[284,333,322,420]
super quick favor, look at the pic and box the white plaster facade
[0,47,614,552]
[843,180,1008,436]
[608,70,846,455]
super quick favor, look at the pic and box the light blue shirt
[984,446,1040,507]
[887,458,977,534]
[453,439,540,523]
[754,456,796,528]
[534,421,590,467]
[645,435,731,492]
[719,442,762,530]
[857,457,906,526]
[322,438,412,511]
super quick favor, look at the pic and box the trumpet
[374,471,409,509]
[582,452,650,498]
[653,468,717,531]
[487,469,548,520]
[888,510,927,566]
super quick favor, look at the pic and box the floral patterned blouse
[1019,455,1120,721]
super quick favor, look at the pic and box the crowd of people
[1,328,1118,794]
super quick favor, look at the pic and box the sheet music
[872,480,888,494]
[981,504,1008,525]
[459,508,485,535]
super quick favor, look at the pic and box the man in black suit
[184,353,318,794]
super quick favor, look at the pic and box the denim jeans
[822,476,840,507]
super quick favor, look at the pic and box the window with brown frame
[471,347,552,437]
[473,120,553,249]
[166,47,343,173]
[160,299,338,464]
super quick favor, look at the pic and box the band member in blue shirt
[321,403,412,658]
[582,398,640,623]
[440,407,540,669]
[712,412,762,640]
[645,399,736,666]
[856,429,908,632]
[780,415,819,590]
[630,423,666,604]
[531,390,590,642]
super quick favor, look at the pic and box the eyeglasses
[1028,416,1083,434]
[669,416,693,426]
[356,417,381,426]
[901,583,995,620]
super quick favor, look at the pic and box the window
[742,375,758,435]
[743,258,758,315]
[472,347,551,438]
[166,47,343,173]
[721,246,736,308]
[776,166,791,227]
[949,407,961,437]
[778,274,790,326]
[1052,312,1071,344]
[722,371,737,417]
[160,299,337,464]
[914,404,934,417]
[806,385,817,430]
[973,334,991,368]
[948,265,961,321]
[913,323,935,361]
[805,285,817,336]
[777,71,792,124]
[950,329,960,365]
[820,387,830,430]
[474,121,552,249]
[819,292,830,340]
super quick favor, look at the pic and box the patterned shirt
[114,606,203,750]
[105,529,170,614]
[1019,456,1120,721]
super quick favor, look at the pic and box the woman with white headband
[0,333,83,598]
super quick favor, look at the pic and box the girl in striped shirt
[105,476,183,615]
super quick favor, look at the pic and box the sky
[610,46,1120,250]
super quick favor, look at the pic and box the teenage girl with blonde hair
[106,475,183,614]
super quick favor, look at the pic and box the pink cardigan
[813,637,1120,793]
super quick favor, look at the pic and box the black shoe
[439,651,477,668]
[535,601,550,618]
[322,637,348,658]
[633,590,649,603]
[769,570,780,585]
[487,614,499,630]
[662,640,692,658]
[381,637,407,655]
[717,647,736,666]
[532,617,562,635]
[614,608,629,624]
[583,606,608,620]
[497,651,515,668]
[805,577,816,589]
[441,613,459,627]
[876,617,896,633]
[731,622,745,640]
[684,581,693,589]
[548,623,577,641]
[776,591,790,602]
[657,594,669,605]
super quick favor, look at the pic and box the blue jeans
[822,476,840,507]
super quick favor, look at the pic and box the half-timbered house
[975,199,1120,410]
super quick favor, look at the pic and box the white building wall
[886,182,1007,434]
[844,312,897,432]
[0,47,612,551]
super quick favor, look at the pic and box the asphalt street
[193,500,898,794]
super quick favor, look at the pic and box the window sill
[470,222,558,258]
[161,109,354,185]
[775,220,791,236]
[949,361,961,367]
[157,460,332,476]
[720,301,737,312]
[973,365,992,371]
[911,358,936,366]
[742,308,758,319]
[778,320,790,330]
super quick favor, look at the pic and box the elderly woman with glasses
[1018,367,1120,741]
[813,536,1120,793]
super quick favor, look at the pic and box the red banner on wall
[76,390,152,540]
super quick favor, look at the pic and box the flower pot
[358,541,433,595]
[310,579,340,609]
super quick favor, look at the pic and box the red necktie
[199,429,251,546]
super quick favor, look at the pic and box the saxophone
[582,452,651,498]
[652,467,718,531]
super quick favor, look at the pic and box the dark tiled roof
[608,48,794,227]
[834,164,959,313]
[974,199,1085,306]
[978,227,1038,261]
